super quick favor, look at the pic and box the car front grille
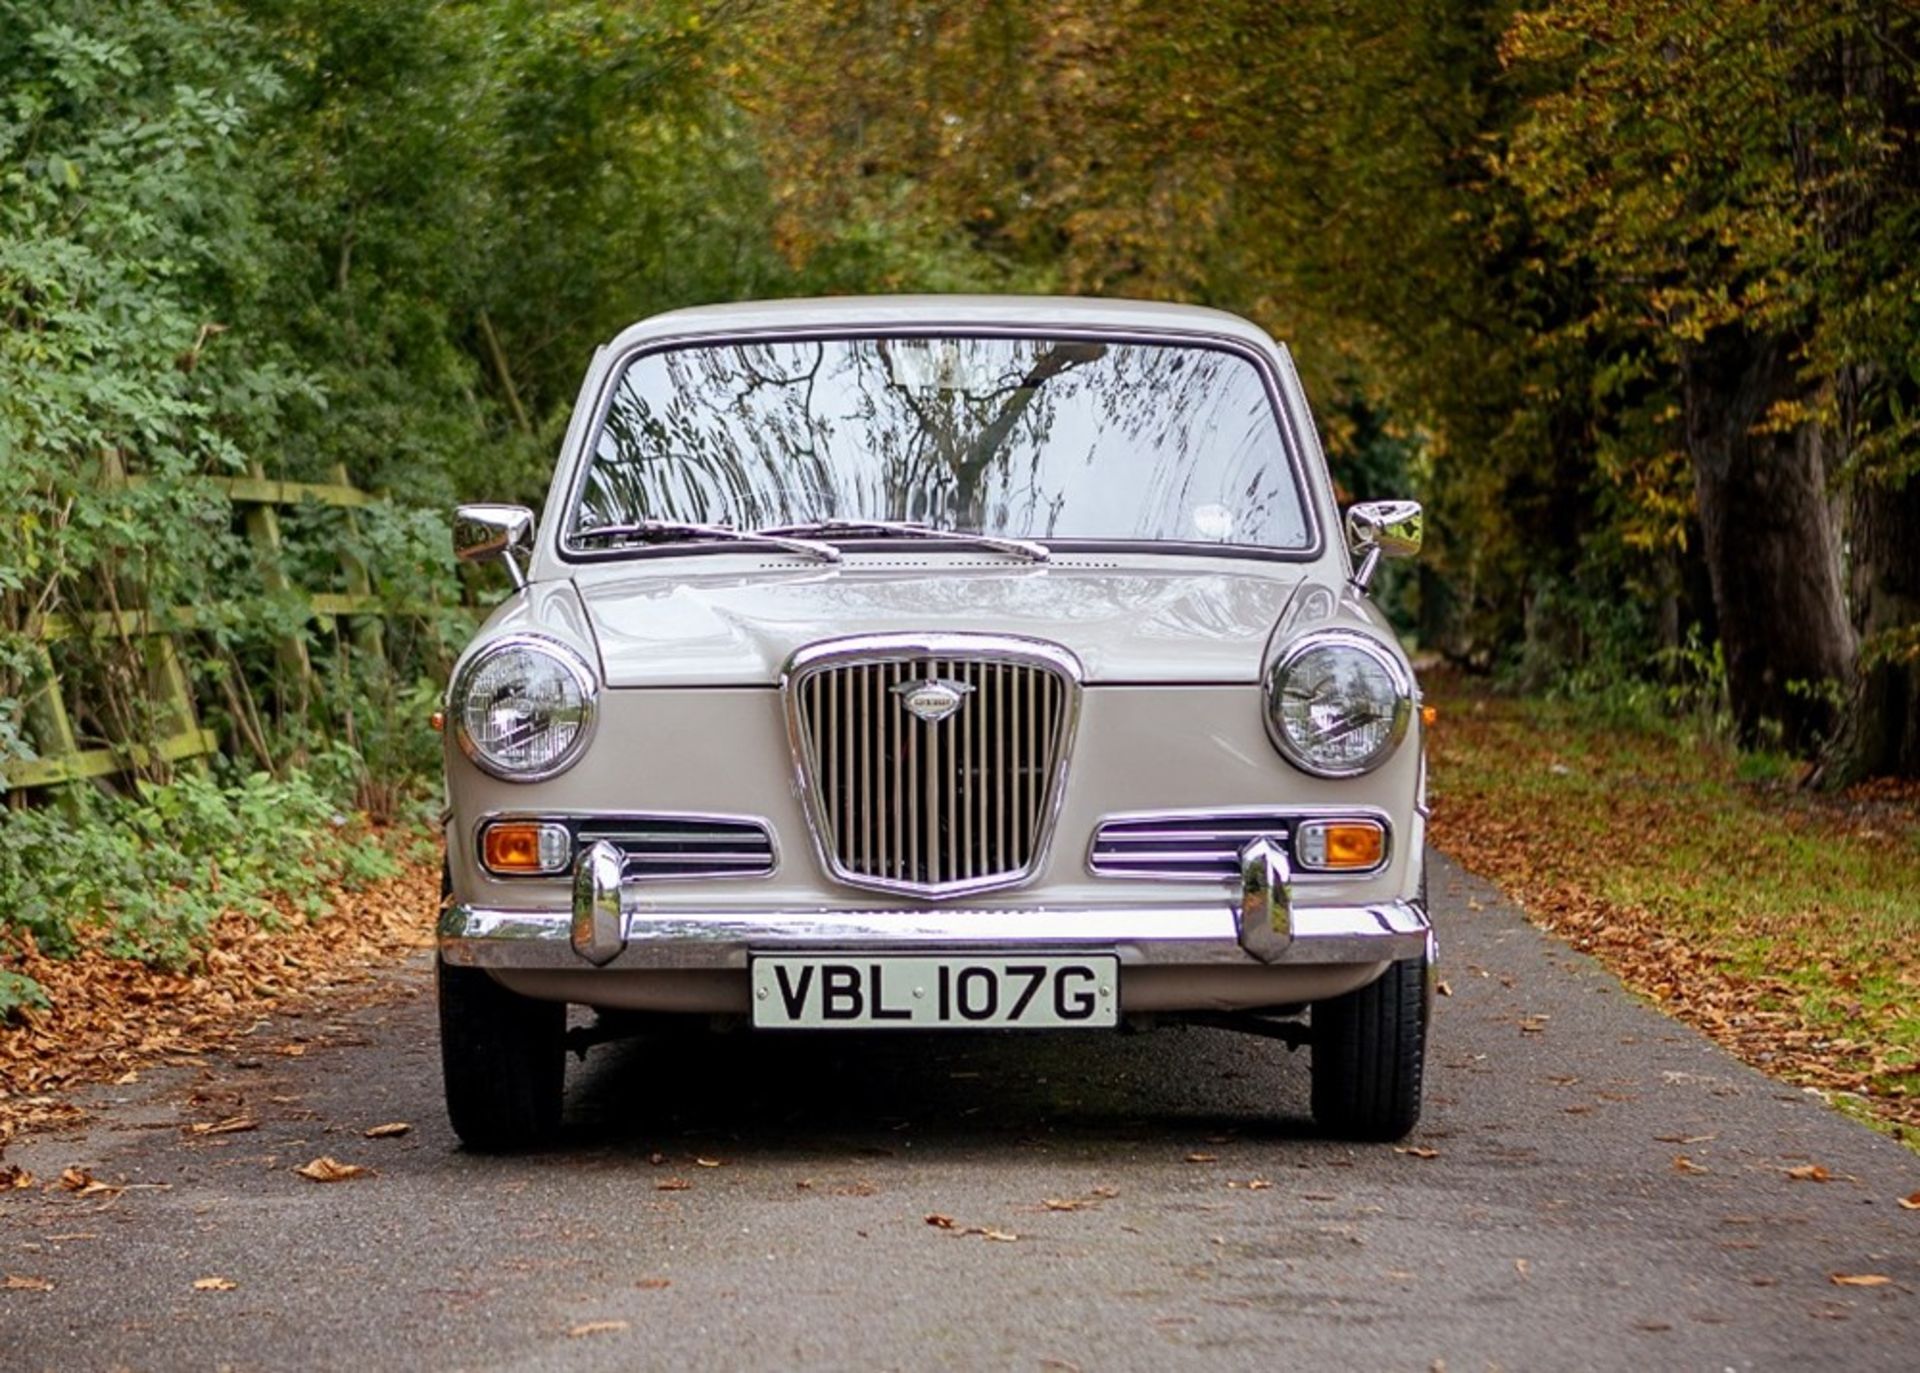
[1088,812,1294,880]
[575,816,776,879]
[787,637,1081,896]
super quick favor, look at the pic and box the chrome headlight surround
[1263,630,1413,779]
[450,634,599,782]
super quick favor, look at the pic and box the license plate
[749,954,1119,1030]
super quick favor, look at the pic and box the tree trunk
[1682,327,1853,753]
[1821,472,1920,782]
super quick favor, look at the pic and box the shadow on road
[558,1021,1325,1159]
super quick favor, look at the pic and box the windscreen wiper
[571,520,840,563]
[756,518,1050,564]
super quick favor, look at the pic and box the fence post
[243,460,314,694]
[330,462,387,668]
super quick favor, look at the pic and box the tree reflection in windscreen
[573,336,1311,548]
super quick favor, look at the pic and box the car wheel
[1309,952,1429,1141]
[437,955,565,1151]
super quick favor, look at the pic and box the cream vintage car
[438,296,1431,1149]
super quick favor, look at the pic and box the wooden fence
[8,464,392,791]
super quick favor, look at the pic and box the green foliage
[0,767,394,977]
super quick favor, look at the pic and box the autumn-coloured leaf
[189,1116,258,1136]
[55,1167,94,1192]
[694,1157,722,1168]
[1436,981,1453,997]
[363,1122,411,1139]
[276,1044,307,1057]
[1396,1146,1440,1159]
[635,1277,671,1290]
[1,1166,34,1191]
[655,1177,691,1192]
[980,1228,1018,1242]
[1184,1153,1218,1164]
[924,1213,957,1229]
[1042,1198,1085,1212]
[1786,1164,1831,1182]
[1829,1273,1891,1287]
[4,1275,54,1291]
[1089,1186,1119,1199]
[568,1320,629,1337]
[1897,1192,1920,1211]
[1654,1133,1716,1145]
[1247,1179,1273,1191]
[193,1276,237,1291]
[294,1156,369,1183]
[1672,1155,1708,1175]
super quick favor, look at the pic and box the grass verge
[1428,677,1920,1150]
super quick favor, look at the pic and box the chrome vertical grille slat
[786,635,1081,898]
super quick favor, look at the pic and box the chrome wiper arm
[756,518,1050,564]
[570,520,840,563]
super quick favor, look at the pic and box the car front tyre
[1309,953,1429,1141]
[437,956,565,1151]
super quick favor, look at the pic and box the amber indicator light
[1323,822,1385,869]
[483,822,559,874]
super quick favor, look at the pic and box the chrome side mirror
[454,504,535,589]
[1345,499,1423,595]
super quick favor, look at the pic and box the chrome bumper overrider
[438,839,1430,971]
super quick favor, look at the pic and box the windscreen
[569,335,1313,550]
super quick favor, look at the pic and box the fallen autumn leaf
[635,1278,671,1291]
[924,1213,957,1229]
[1897,1192,1920,1211]
[655,1177,692,1192]
[568,1321,629,1337]
[362,1122,411,1139]
[1396,1146,1440,1159]
[3,1275,54,1291]
[1184,1153,1218,1164]
[192,1277,238,1291]
[1786,1164,1832,1182]
[188,1117,258,1136]
[294,1157,369,1183]
[1830,1274,1892,1287]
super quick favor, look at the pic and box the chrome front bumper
[438,839,1431,972]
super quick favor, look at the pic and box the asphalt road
[3,854,1916,1371]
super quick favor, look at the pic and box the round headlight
[451,635,597,781]
[1264,631,1413,778]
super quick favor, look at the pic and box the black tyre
[1310,953,1429,1141]
[437,956,565,1151]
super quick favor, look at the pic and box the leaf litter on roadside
[193,1276,238,1291]
[363,1122,411,1139]
[568,1321,629,1337]
[4,1274,55,1291]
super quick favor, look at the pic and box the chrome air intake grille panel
[784,635,1083,898]
[575,816,776,879]
[1088,813,1293,881]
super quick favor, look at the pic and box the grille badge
[893,678,975,724]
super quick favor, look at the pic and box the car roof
[600,295,1282,354]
